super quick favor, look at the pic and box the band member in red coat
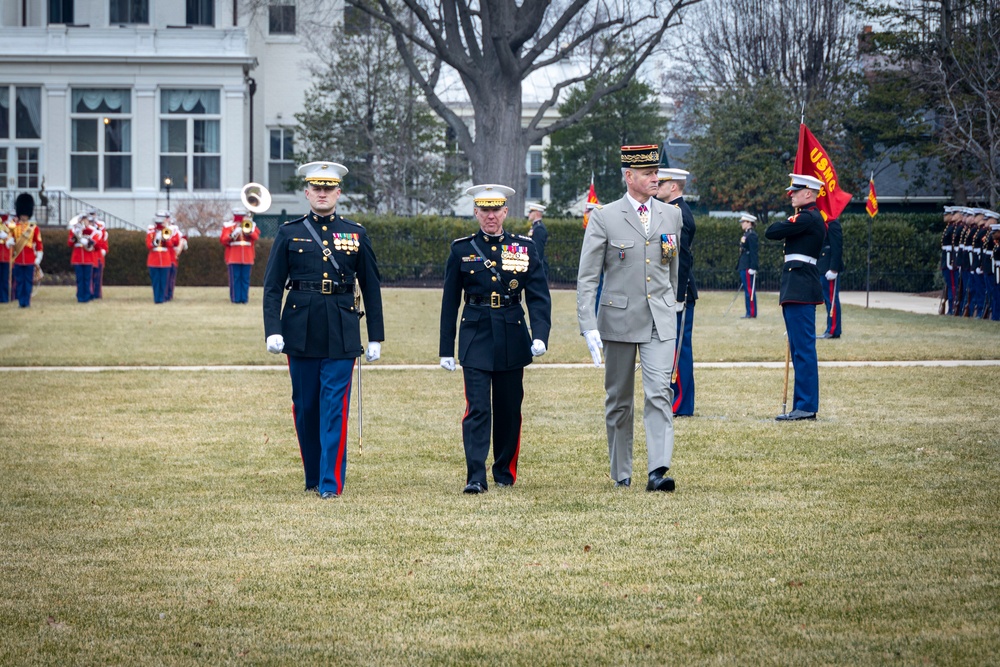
[90,213,108,299]
[146,211,179,304]
[68,210,97,303]
[221,209,261,303]
[10,194,43,308]
[0,212,13,303]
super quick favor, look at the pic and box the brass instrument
[162,226,174,240]
[240,183,271,214]
[241,217,255,235]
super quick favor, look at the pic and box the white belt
[942,245,953,250]
[232,241,251,246]
[784,253,817,265]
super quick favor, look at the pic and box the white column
[134,83,158,223]
[223,83,247,201]
[44,84,69,191]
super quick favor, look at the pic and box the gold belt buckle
[490,293,501,308]
[321,279,333,295]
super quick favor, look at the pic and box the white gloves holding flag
[748,269,757,275]
[366,341,381,362]
[530,339,546,357]
[825,270,838,281]
[440,357,456,371]
[583,330,603,367]
[266,334,284,354]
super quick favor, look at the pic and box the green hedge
[38,211,942,292]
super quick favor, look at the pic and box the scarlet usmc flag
[865,176,878,218]
[793,124,852,222]
[582,175,600,229]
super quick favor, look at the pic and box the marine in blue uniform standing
[737,213,759,318]
[263,161,384,499]
[439,184,552,494]
[526,202,549,278]
[817,216,844,338]
[657,168,697,417]
[765,174,826,421]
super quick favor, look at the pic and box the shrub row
[36,211,943,292]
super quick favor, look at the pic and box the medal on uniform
[509,279,519,290]
[501,244,529,272]
[661,233,677,264]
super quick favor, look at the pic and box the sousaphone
[240,183,272,214]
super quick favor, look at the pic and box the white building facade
[1,0,562,228]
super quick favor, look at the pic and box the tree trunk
[463,74,530,217]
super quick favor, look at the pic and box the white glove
[530,339,546,357]
[677,301,685,313]
[440,357,456,371]
[976,268,983,275]
[5,237,13,248]
[366,341,381,362]
[34,251,43,265]
[747,269,756,275]
[583,330,603,367]
[101,249,107,257]
[266,334,285,354]
[825,270,838,281]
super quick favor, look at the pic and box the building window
[110,0,148,24]
[0,86,43,189]
[268,128,296,193]
[526,145,543,201]
[269,0,296,35]
[17,148,40,189]
[160,89,221,191]
[70,89,132,191]
[186,0,213,26]
[49,0,74,24]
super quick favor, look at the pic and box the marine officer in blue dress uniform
[765,174,826,421]
[439,184,552,494]
[263,161,384,498]
[657,167,697,417]
[737,213,759,318]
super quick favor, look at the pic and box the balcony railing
[1,190,142,230]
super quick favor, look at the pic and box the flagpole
[866,171,873,309]
[800,102,806,124]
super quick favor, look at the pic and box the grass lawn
[1,287,999,665]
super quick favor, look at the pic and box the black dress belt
[465,293,521,308]
[287,279,354,294]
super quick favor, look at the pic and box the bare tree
[336,0,703,214]
[172,197,233,237]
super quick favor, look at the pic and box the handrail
[0,189,143,231]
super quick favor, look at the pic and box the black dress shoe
[646,470,675,492]
[305,486,318,493]
[320,491,340,499]
[614,478,631,488]
[817,332,833,339]
[775,409,817,421]
[463,482,486,494]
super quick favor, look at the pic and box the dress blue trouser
[166,265,177,301]
[741,270,757,318]
[13,264,34,307]
[462,366,523,488]
[783,303,819,414]
[149,267,169,303]
[670,304,695,416]
[820,274,841,336]
[959,270,973,315]
[228,263,252,303]
[289,356,355,495]
[0,263,9,302]
[74,264,94,302]
[92,265,103,299]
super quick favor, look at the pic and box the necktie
[638,204,649,234]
